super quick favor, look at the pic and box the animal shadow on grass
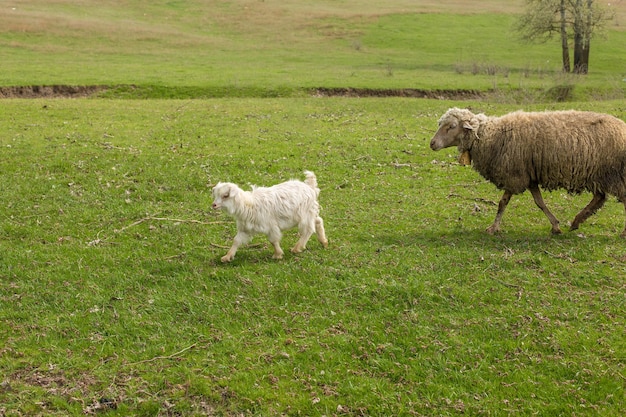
[369,226,617,257]
[209,235,327,265]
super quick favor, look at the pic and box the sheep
[429,107,626,236]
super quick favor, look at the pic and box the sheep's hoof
[485,225,500,235]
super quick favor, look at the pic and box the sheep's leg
[621,199,626,238]
[570,192,606,231]
[529,186,561,234]
[486,190,512,235]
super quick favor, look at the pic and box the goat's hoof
[221,255,233,263]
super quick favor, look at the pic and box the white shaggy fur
[212,171,328,262]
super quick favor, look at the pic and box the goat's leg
[486,190,512,234]
[315,217,328,248]
[267,228,284,259]
[292,221,314,254]
[570,192,606,231]
[222,231,250,262]
[529,186,561,234]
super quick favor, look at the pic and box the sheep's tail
[303,170,320,195]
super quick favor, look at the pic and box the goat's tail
[303,170,320,195]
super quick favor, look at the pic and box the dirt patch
[313,87,483,100]
[0,85,484,99]
[0,85,106,98]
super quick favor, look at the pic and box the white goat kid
[212,171,328,262]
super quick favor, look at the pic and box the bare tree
[573,0,611,74]
[516,0,614,74]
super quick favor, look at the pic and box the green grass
[1,0,625,99]
[1,98,625,415]
[1,1,626,415]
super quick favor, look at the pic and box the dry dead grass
[204,0,526,37]
[2,0,623,52]
[0,0,526,35]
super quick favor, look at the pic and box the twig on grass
[416,126,435,135]
[128,343,198,366]
[391,161,412,168]
[210,242,264,250]
[210,243,231,249]
[87,216,229,247]
[543,249,576,263]
[491,277,524,300]
[163,252,186,260]
[491,278,522,289]
[115,216,226,233]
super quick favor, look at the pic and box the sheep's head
[429,107,483,152]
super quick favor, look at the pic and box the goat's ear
[224,185,237,198]
[462,120,475,131]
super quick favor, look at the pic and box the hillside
[0,0,624,98]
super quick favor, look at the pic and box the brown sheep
[430,107,626,236]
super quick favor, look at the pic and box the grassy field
[1,98,625,416]
[1,1,626,416]
[1,0,625,98]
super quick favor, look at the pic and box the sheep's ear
[462,120,475,131]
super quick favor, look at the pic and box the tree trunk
[559,0,571,72]
[580,34,590,74]
[580,0,593,74]
[573,0,585,73]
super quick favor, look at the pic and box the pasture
[1,98,625,416]
[1,0,626,416]
[1,0,625,98]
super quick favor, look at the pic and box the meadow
[1,0,625,99]
[1,1,626,416]
[2,97,626,416]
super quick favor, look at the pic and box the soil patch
[313,87,483,100]
[0,85,106,98]
[0,85,484,100]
